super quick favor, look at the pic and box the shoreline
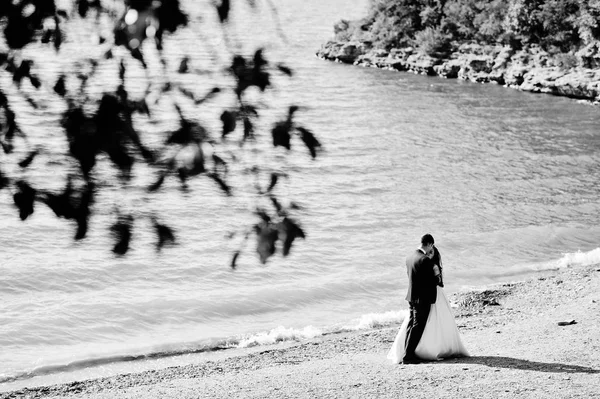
[316,41,600,104]
[2,263,599,398]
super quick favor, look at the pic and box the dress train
[387,286,469,363]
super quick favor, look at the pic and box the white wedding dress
[387,285,469,363]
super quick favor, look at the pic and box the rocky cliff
[317,40,600,102]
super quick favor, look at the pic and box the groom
[403,234,438,364]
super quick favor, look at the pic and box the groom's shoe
[402,358,421,365]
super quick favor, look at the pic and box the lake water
[2,0,600,391]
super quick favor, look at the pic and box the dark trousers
[403,301,431,361]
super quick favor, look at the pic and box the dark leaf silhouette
[153,218,176,251]
[74,217,89,241]
[216,0,230,23]
[13,181,36,221]
[29,75,41,89]
[289,202,304,210]
[231,55,248,95]
[0,140,13,154]
[231,50,271,97]
[42,177,76,219]
[178,56,189,73]
[277,217,305,256]
[269,195,284,215]
[74,182,94,240]
[147,172,167,192]
[240,104,259,117]
[255,208,271,223]
[127,1,154,11]
[231,250,241,269]
[129,47,147,69]
[42,29,53,44]
[119,59,126,82]
[272,106,300,150]
[54,75,66,96]
[167,115,207,145]
[25,96,39,109]
[62,105,99,178]
[276,63,293,76]
[198,87,221,104]
[156,0,188,33]
[95,94,133,177]
[53,18,63,51]
[130,99,150,116]
[178,87,196,101]
[207,172,232,196]
[272,120,292,150]
[177,168,188,185]
[252,49,270,91]
[220,110,237,137]
[111,214,134,255]
[0,169,10,191]
[138,144,155,163]
[212,154,228,174]
[41,178,95,240]
[78,0,89,17]
[13,60,33,86]
[297,126,321,158]
[1,100,19,141]
[243,117,254,140]
[5,16,35,49]
[266,173,278,192]
[18,148,40,168]
[255,222,278,264]
[194,87,221,105]
[254,48,268,68]
[160,82,171,94]
[2,0,56,48]
[107,148,134,179]
[0,96,19,154]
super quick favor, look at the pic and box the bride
[387,245,469,363]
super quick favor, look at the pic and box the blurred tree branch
[0,0,322,266]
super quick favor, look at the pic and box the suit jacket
[405,249,438,304]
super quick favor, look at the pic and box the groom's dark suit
[403,249,438,363]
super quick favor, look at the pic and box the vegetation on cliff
[335,0,600,57]
[322,0,600,101]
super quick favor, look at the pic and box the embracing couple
[387,234,469,364]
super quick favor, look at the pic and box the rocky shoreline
[317,40,600,103]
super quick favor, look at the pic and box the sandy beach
[2,264,599,399]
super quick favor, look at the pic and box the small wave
[556,247,600,268]
[235,309,408,349]
[237,325,323,348]
[343,310,407,330]
[0,310,409,385]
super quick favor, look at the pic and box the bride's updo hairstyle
[431,245,442,267]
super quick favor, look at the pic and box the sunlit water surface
[2,0,600,390]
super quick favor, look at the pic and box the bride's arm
[433,265,444,287]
